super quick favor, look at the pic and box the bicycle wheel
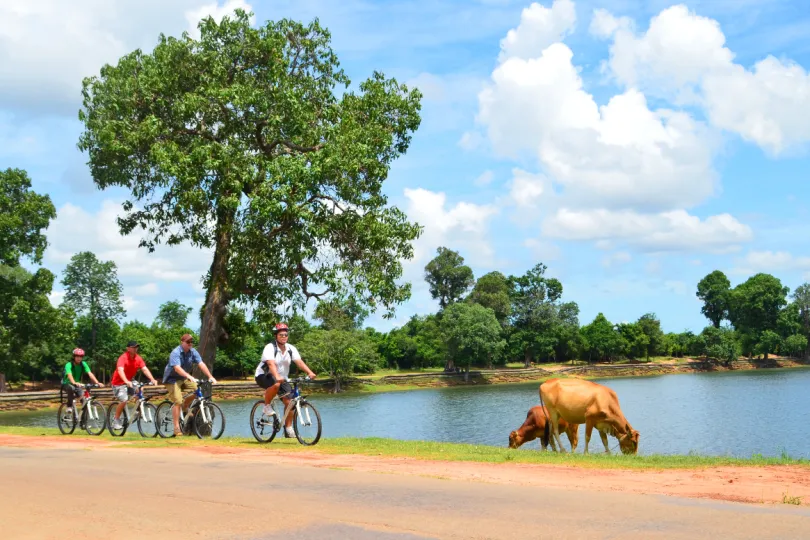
[106,402,129,437]
[250,400,280,443]
[83,401,107,436]
[194,402,225,440]
[293,400,322,446]
[155,400,176,438]
[57,403,76,435]
[137,402,159,438]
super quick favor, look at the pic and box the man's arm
[292,358,316,379]
[88,372,102,386]
[194,351,217,383]
[140,366,158,384]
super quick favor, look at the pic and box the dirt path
[2,434,809,506]
[3,438,810,539]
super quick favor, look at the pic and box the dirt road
[2,439,810,539]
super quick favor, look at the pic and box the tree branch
[298,262,329,299]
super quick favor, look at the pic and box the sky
[3,0,810,334]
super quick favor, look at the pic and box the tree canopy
[424,247,474,309]
[78,10,423,368]
[696,270,730,328]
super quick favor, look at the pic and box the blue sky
[3,0,810,334]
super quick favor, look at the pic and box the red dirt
[1,433,808,506]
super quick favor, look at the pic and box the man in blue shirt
[162,333,217,436]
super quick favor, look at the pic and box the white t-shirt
[254,342,301,379]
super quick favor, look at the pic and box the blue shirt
[162,345,202,383]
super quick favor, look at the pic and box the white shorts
[112,385,130,402]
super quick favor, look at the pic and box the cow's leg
[584,421,593,454]
[549,410,565,453]
[567,425,579,453]
[599,430,610,454]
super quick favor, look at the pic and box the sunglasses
[183,340,194,345]
[277,333,289,337]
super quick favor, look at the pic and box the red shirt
[111,352,146,386]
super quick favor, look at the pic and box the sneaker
[262,404,273,416]
[284,426,295,438]
[112,419,123,430]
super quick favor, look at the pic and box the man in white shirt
[254,322,317,438]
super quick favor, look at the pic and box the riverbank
[1,427,808,506]
[2,356,809,413]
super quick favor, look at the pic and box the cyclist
[111,340,159,430]
[162,333,217,436]
[254,323,317,438]
[62,348,103,414]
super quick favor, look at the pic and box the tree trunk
[486,352,492,369]
[464,365,470,382]
[91,317,97,366]
[197,208,235,372]
[444,358,455,372]
[0,373,7,393]
[333,375,342,393]
[523,349,531,368]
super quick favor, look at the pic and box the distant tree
[61,252,126,364]
[727,273,788,359]
[298,329,382,392]
[791,283,810,358]
[424,247,474,309]
[784,334,808,358]
[467,271,511,324]
[155,300,193,329]
[440,302,505,376]
[637,313,665,359]
[508,263,564,367]
[580,313,623,363]
[696,270,730,328]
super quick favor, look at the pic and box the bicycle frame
[121,383,154,424]
[73,386,102,423]
[272,381,313,426]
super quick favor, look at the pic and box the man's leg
[264,383,279,406]
[111,386,127,428]
[166,383,184,434]
[282,396,293,428]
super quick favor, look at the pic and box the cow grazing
[539,378,640,455]
[508,405,579,452]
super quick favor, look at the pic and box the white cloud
[48,290,65,307]
[134,283,160,296]
[474,170,495,187]
[509,169,547,208]
[542,208,752,253]
[601,251,631,268]
[403,188,499,266]
[588,8,633,39]
[122,296,140,312]
[477,41,718,211]
[734,250,810,276]
[0,1,251,114]
[499,0,576,61]
[458,130,486,151]
[185,0,253,37]
[523,238,561,261]
[45,200,212,288]
[600,4,810,154]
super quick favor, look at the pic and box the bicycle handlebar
[288,376,312,384]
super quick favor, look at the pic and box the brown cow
[539,378,640,455]
[508,405,579,452]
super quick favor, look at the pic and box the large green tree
[314,296,369,331]
[78,10,423,370]
[424,247,474,309]
[508,263,564,367]
[155,300,193,330]
[696,270,730,328]
[298,328,382,392]
[790,283,810,358]
[0,169,59,391]
[61,252,126,364]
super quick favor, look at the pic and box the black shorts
[255,374,292,397]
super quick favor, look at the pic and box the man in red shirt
[111,340,158,430]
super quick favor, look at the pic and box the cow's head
[508,430,523,449]
[619,426,640,455]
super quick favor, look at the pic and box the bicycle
[107,381,160,438]
[57,384,106,436]
[155,380,225,439]
[249,376,322,446]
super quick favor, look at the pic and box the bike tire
[155,400,176,438]
[194,402,225,440]
[106,402,129,437]
[57,403,76,435]
[137,402,159,438]
[83,401,107,436]
[250,400,279,443]
[293,401,322,446]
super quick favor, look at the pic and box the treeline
[3,166,810,392]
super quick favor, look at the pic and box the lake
[3,368,809,458]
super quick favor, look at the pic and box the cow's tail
[539,381,551,448]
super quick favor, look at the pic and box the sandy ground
[3,436,810,539]
[1,434,809,507]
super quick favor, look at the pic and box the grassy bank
[1,425,806,470]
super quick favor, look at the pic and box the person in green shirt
[62,348,103,412]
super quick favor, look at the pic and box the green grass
[2,425,807,470]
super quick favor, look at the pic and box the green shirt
[62,361,91,385]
